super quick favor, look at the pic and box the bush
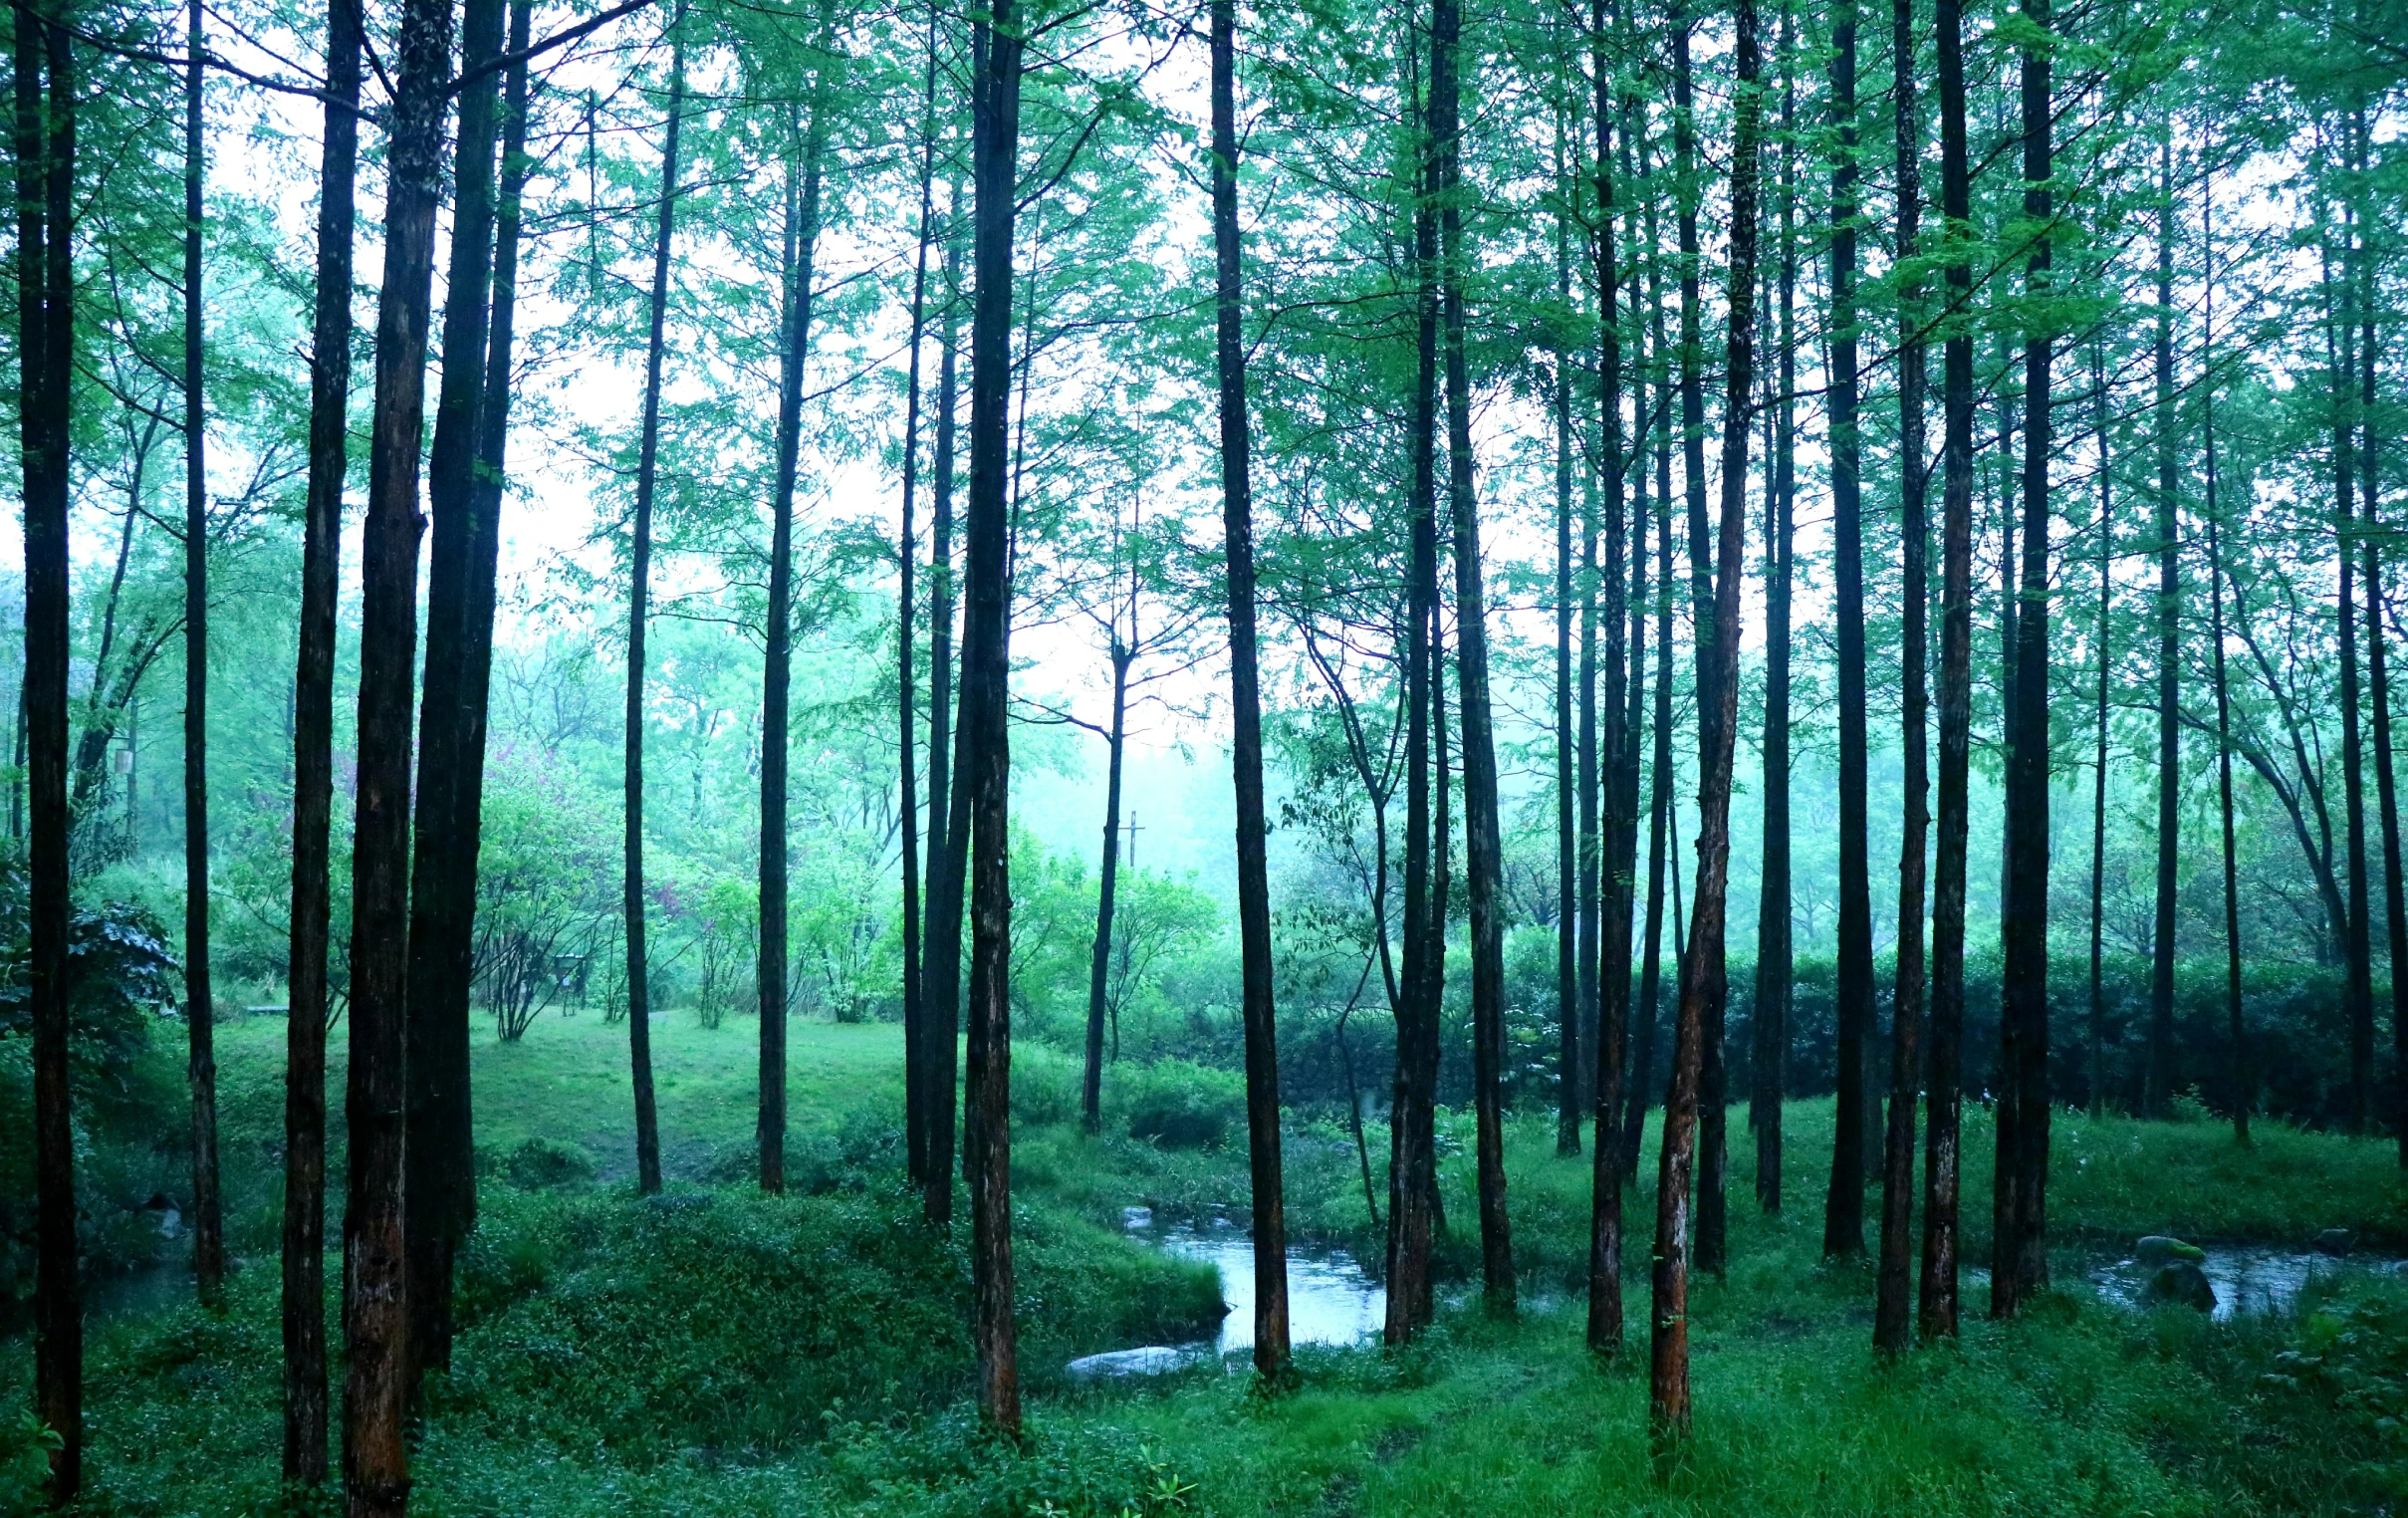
[1111,1059,1247,1150]
[502,1137,597,1190]
[1012,1045,1084,1128]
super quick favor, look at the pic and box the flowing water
[1066,1208,1384,1380]
[2089,1245,2404,1321]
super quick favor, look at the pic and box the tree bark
[2204,175,2248,1146]
[1919,0,1974,1341]
[1555,102,1580,1159]
[1875,0,1926,1351]
[2336,166,2375,1136]
[1991,0,2053,1318]
[2088,344,2112,1114]
[1823,0,1871,1259]
[624,13,686,1198]
[1211,0,1292,1377]
[347,0,454,1502]
[404,0,503,1373]
[1752,0,1797,1216]
[960,0,1025,1432]
[285,0,361,1480]
[18,12,80,1497]
[181,0,225,1305]
[1653,0,1760,1436]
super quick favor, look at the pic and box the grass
[12,1012,2408,1515]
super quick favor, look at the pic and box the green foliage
[1109,1059,1250,1151]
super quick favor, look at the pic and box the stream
[1067,1208,1384,1380]
[2090,1245,2406,1321]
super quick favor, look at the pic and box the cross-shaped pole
[1124,811,1143,871]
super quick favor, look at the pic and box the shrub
[1112,1059,1247,1150]
[502,1137,597,1190]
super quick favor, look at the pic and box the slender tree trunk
[1431,0,1514,1314]
[1919,0,1973,1341]
[18,13,80,1497]
[920,176,965,1209]
[403,0,503,1373]
[1083,648,1129,1131]
[1992,0,2053,1317]
[2146,131,2179,1117]
[1823,0,1871,1259]
[896,14,938,1186]
[2363,244,2406,1170]
[1385,20,1444,1347]
[2088,344,2112,1114]
[1211,0,1291,1376]
[1653,0,1760,1437]
[2337,174,2375,1136]
[347,0,454,1502]
[623,16,685,1198]
[1584,0,1627,1350]
[1555,105,1580,1158]
[761,103,828,1193]
[180,0,224,1305]
[284,0,360,1479]
[1875,0,1927,1352]
[1624,351,1676,1180]
[1753,0,1797,1215]
[2204,178,2248,1146]
[960,1,1026,1432]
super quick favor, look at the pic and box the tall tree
[1584,0,1628,1354]
[623,10,687,1198]
[919,181,966,1216]
[2087,344,2112,1113]
[959,0,1027,1432]
[1210,0,1292,1381]
[1875,0,1927,1353]
[1554,98,1580,1160]
[763,48,836,1196]
[18,9,80,1497]
[2335,152,2375,1136]
[404,0,504,1372]
[181,0,225,1305]
[1081,592,1133,1131]
[1653,0,1761,1437]
[895,5,938,1168]
[1991,0,2053,1318]
[1918,0,1973,1341]
[1823,0,1872,1258]
[1752,0,1797,1216]
[1433,0,1515,1314]
[2205,173,2248,1145]
[284,0,361,1482]
[346,0,457,1502]
[2145,131,2179,1117]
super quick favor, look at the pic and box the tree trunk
[2088,344,2111,1114]
[1992,0,2053,1318]
[1385,20,1445,1347]
[1920,0,1974,1341]
[284,0,361,1480]
[2204,176,2249,1146]
[920,176,965,1208]
[1753,0,1797,1215]
[1584,0,1628,1351]
[1555,105,1580,1159]
[1430,0,1514,1314]
[1625,360,1676,1182]
[624,15,686,1198]
[2146,131,2179,1117]
[181,0,224,1306]
[404,0,503,1374]
[895,11,939,1187]
[347,0,454,1502]
[1653,0,1760,1435]
[1210,0,1291,1377]
[1875,0,1926,1351]
[1823,0,1871,1260]
[1083,648,1130,1131]
[762,61,835,1197]
[18,12,80,1497]
[2363,245,2406,1170]
[2336,171,2375,1136]
[960,1,1026,1432]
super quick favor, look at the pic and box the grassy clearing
[12,1013,2408,1515]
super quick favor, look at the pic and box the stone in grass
[2135,1235,2207,1267]
[2313,1228,2354,1258]
[2146,1260,2217,1313]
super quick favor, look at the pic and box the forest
[0,0,2404,1509]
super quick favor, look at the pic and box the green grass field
[13,1011,2408,1515]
